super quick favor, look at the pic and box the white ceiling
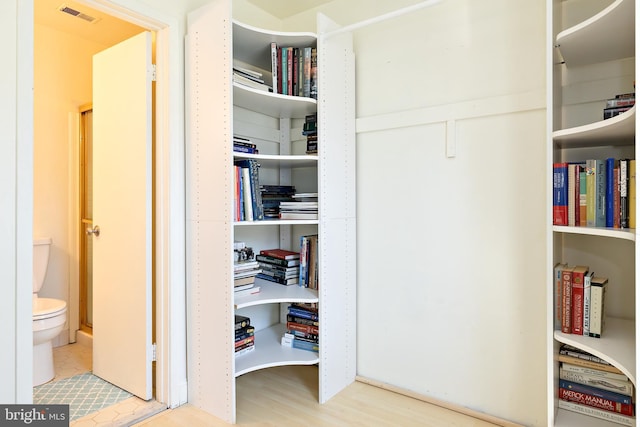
[246,0,333,19]
[34,0,144,46]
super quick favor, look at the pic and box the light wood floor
[135,365,511,427]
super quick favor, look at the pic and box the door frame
[18,0,187,407]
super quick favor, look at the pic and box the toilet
[33,237,67,386]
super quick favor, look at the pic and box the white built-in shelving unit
[186,1,356,423]
[547,0,637,425]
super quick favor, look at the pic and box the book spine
[586,160,596,227]
[554,263,566,330]
[606,158,615,227]
[558,355,622,374]
[579,167,587,226]
[558,400,634,426]
[568,163,576,226]
[256,273,296,286]
[629,160,636,228]
[234,345,255,357]
[299,235,308,287]
[287,321,319,335]
[614,163,620,228]
[250,160,263,220]
[571,267,587,335]
[595,159,606,227]
[561,363,629,382]
[553,163,569,225]
[255,254,297,267]
[561,267,573,333]
[310,48,317,99]
[620,159,629,228]
[558,380,632,405]
[583,272,592,336]
[560,369,633,396]
[288,307,319,320]
[589,279,606,338]
[303,47,312,98]
[281,47,288,95]
[560,346,608,365]
[287,314,318,327]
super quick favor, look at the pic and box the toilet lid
[33,298,67,320]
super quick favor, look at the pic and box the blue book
[606,157,615,227]
[553,163,568,225]
[595,159,606,227]
[558,379,632,405]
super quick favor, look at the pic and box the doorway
[79,105,93,334]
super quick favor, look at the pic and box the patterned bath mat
[34,372,132,420]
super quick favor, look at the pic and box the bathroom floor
[41,341,165,426]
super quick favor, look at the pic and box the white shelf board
[234,323,319,377]
[555,407,635,427]
[234,279,318,309]
[235,219,319,226]
[556,0,635,67]
[552,226,636,242]
[554,317,636,385]
[233,83,317,118]
[233,20,316,71]
[233,152,318,168]
[552,106,635,148]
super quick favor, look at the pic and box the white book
[558,399,634,426]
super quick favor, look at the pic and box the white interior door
[91,31,153,400]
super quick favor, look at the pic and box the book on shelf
[554,262,568,330]
[605,158,617,227]
[258,263,299,277]
[579,165,587,227]
[257,267,298,280]
[560,367,633,396]
[235,344,255,357]
[561,363,630,382]
[299,234,319,289]
[568,163,577,227]
[235,325,255,340]
[603,106,633,119]
[629,160,636,229]
[561,266,574,334]
[586,159,596,227]
[589,277,608,338]
[595,159,606,227]
[559,388,634,417]
[269,43,316,99]
[235,314,250,331]
[287,320,318,335]
[232,71,272,92]
[558,354,622,375]
[234,159,264,221]
[620,159,629,228]
[571,266,589,335]
[558,399,634,426]
[234,283,255,292]
[234,276,255,287]
[234,285,260,298]
[234,335,255,349]
[559,344,611,366]
[259,248,300,260]
[287,314,319,327]
[256,273,298,286]
[553,163,568,226]
[583,271,593,336]
[255,254,300,268]
[281,333,319,353]
[279,212,318,220]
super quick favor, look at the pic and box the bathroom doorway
[79,105,93,334]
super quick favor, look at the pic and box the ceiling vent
[58,4,99,23]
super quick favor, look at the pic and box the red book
[559,388,634,416]
[259,248,300,260]
[571,266,589,335]
[562,266,574,334]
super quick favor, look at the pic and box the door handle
[86,225,100,237]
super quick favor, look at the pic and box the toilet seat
[33,297,67,320]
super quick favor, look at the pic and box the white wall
[268,1,547,425]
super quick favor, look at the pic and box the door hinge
[150,64,157,82]
[152,342,157,362]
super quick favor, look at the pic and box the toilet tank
[33,237,52,293]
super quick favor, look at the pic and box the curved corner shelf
[554,317,636,385]
[552,225,636,242]
[552,105,635,148]
[233,20,316,71]
[234,323,319,377]
[556,0,634,67]
[234,83,317,119]
[234,279,318,309]
[233,152,318,168]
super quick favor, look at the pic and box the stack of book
[279,193,318,220]
[558,344,634,425]
[553,158,636,229]
[270,43,317,99]
[603,92,635,120]
[303,113,317,154]
[299,234,318,289]
[260,185,296,219]
[256,248,300,286]
[234,242,261,297]
[233,135,258,154]
[553,263,607,338]
[232,65,272,92]
[235,315,255,357]
[281,303,319,353]
[234,159,264,221]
